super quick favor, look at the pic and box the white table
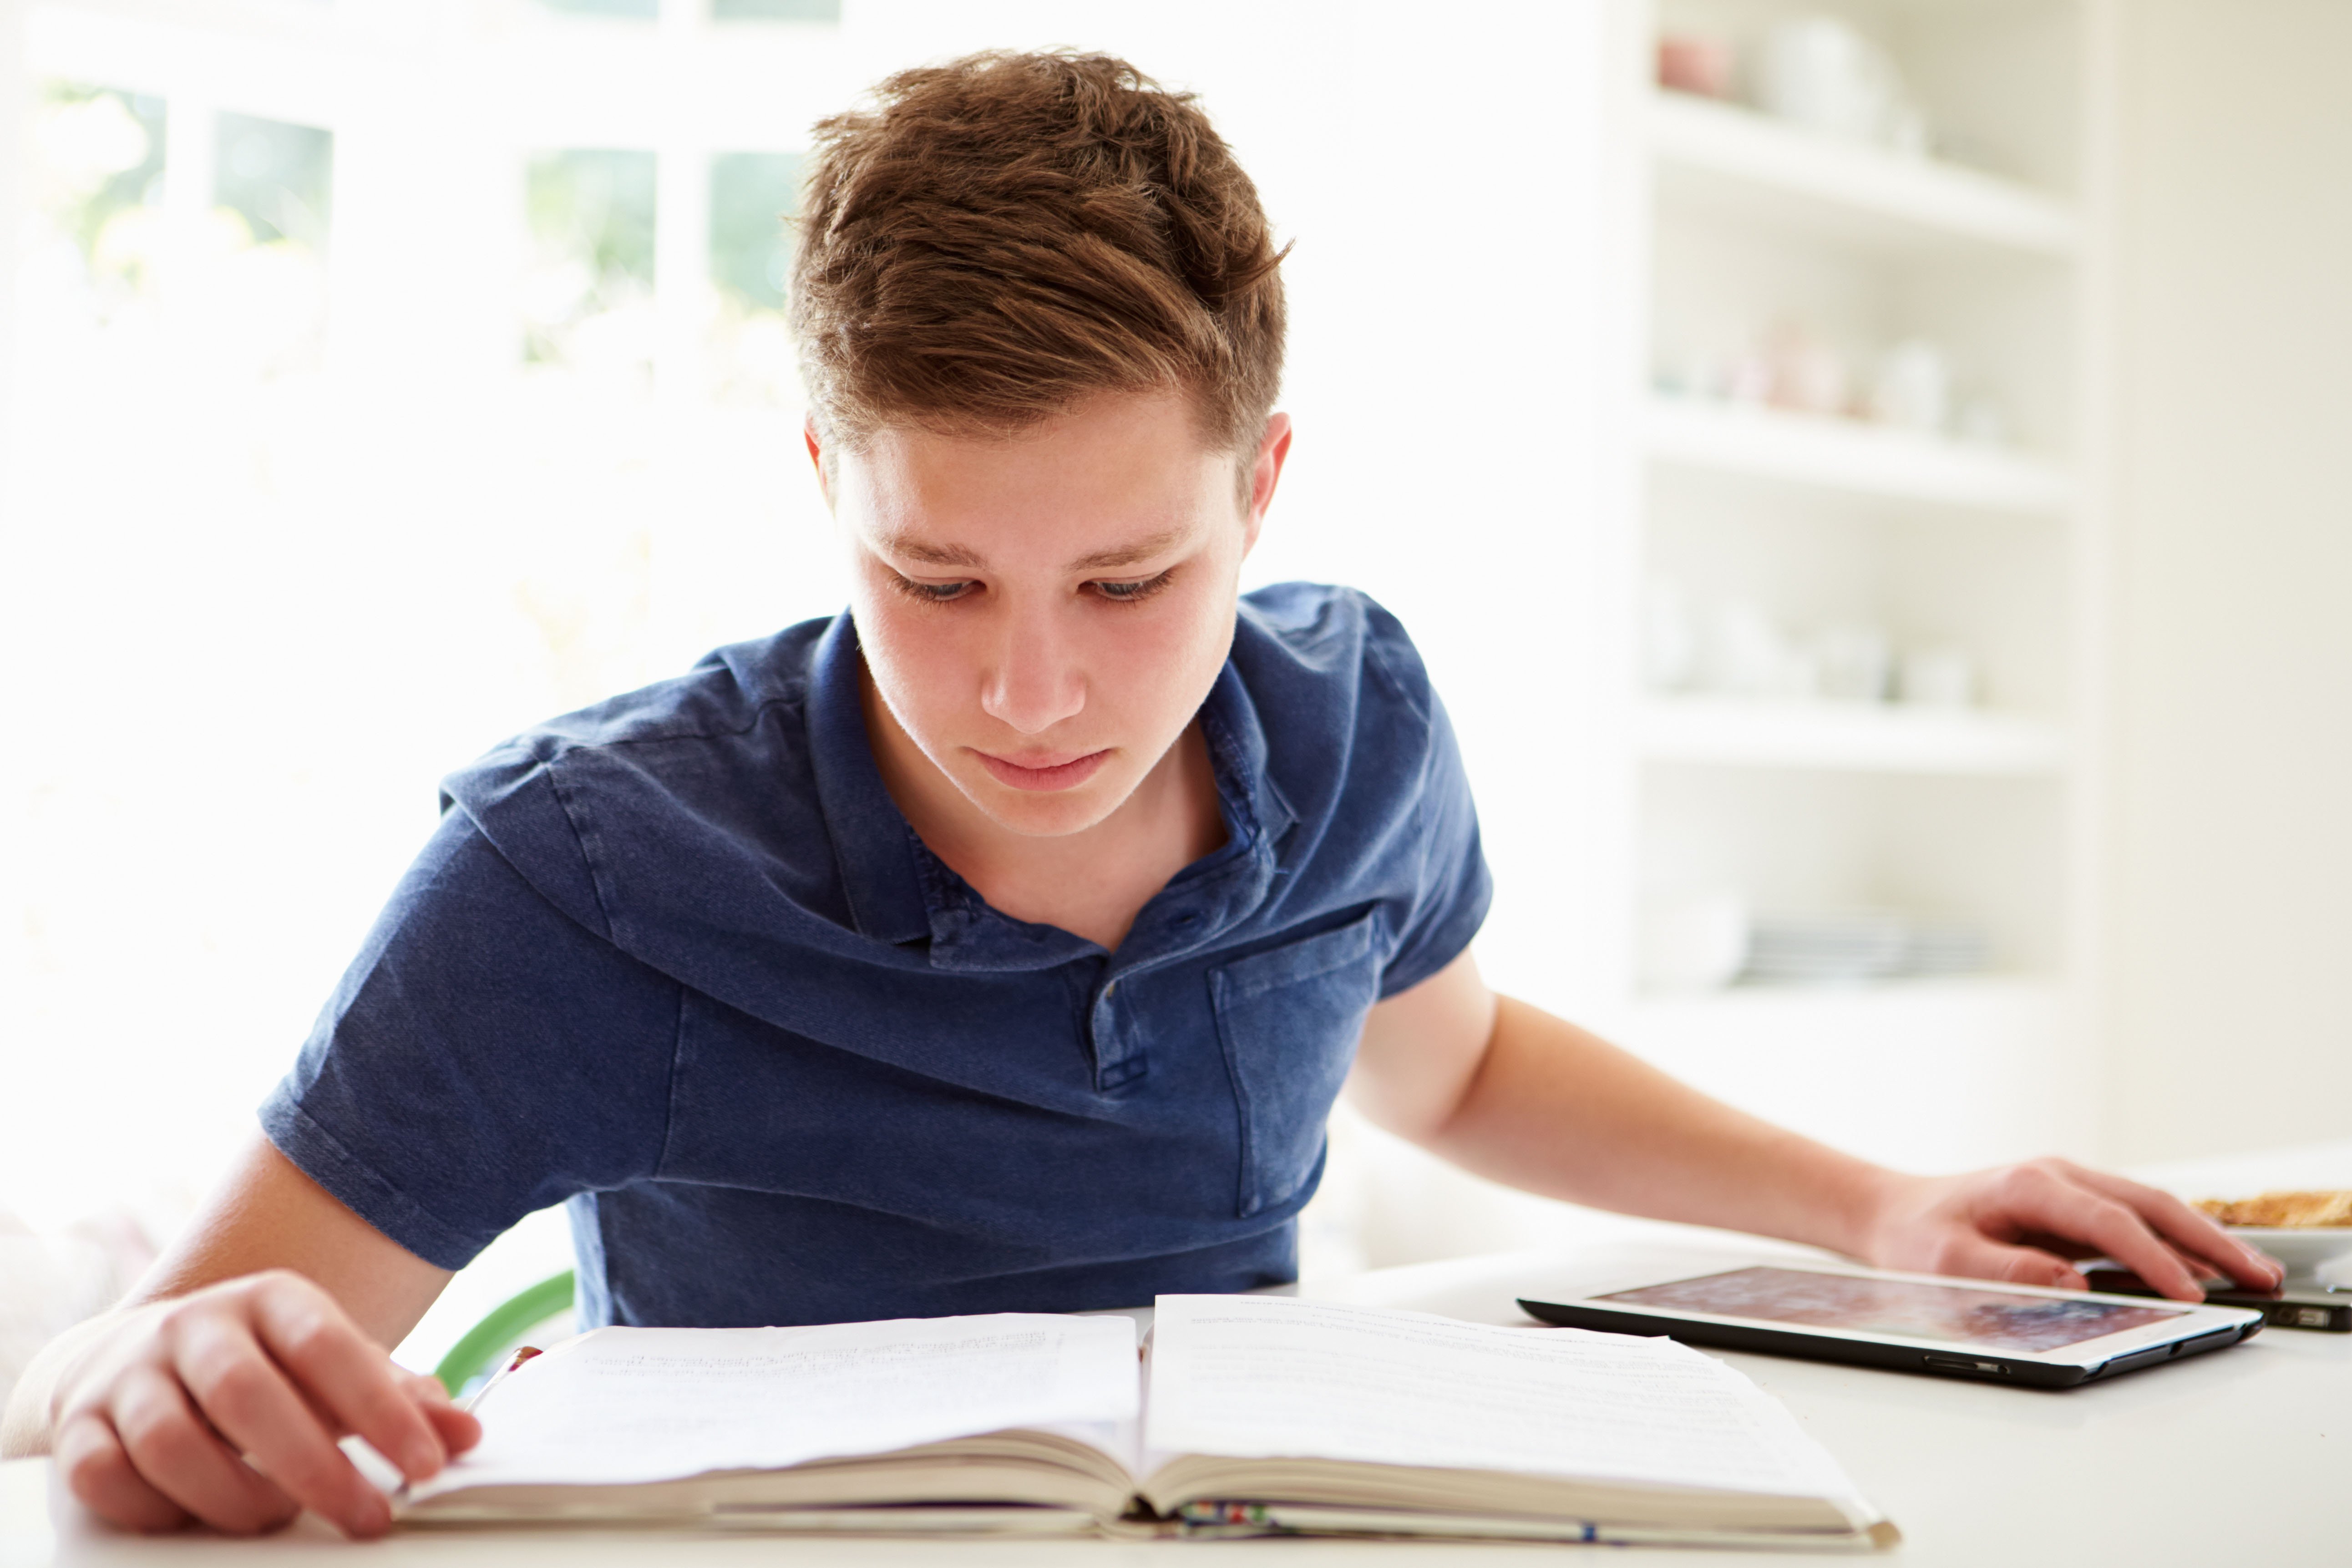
[7,1147,2350,1566]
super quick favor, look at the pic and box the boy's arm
[1,1134,479,1538]
[1351,949,2282,1299]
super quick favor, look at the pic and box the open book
[396,1294,1896,1549]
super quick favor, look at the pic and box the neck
[858,666,1225,950]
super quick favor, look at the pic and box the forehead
[837,391,1234,562]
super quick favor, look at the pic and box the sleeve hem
[1377,869,1493,1000]
[259,1088,492,1273]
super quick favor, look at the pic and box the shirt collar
[805,611,933,946]
[804,609,1296,964]
[1196,655,1298,856]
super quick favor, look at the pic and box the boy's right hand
[45,1269,480,1538]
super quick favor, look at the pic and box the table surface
[8,1143,2351,1567]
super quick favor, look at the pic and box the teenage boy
[5,50,2280,1538]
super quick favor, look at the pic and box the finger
[2005,1171,2204,1300]
[106,1367,299,1536]
[251,1286,447,1482]
[172,1316,392,1538]
[404,1372,483,1457]
[1932,1233,2087,1292]
[54,1412,192,1535]
[2067,1168,2286,1288]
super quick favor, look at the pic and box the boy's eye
[1092,570,1175,604]
[891,574,974,603]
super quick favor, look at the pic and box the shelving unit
[1648,89,2080,258]
[1599,0,2114,1167]
[1642,396,2072,514]
[1637,696,2066,776]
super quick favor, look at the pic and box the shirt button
[1103,981,1117,998]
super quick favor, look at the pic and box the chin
[960,773,1128,839]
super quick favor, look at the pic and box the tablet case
[1516,1295,2261,1387]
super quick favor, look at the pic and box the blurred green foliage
[38,83,165,262]
[215,112,334,252]
[528,149,656,285]
[710,152,801,310]
[524,149,656,363]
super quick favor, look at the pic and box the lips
[973,747,1112,792]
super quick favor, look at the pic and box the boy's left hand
[1861,1158,2286,1301]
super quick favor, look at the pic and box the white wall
[0,0,19,470]
[2103,0,2352,1161]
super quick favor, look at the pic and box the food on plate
[2195,1190,2352,1228]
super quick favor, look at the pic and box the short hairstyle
[790,50,1288,467]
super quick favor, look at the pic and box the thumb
[423,1401,483,1456]
[1934,1235,2087,1292]
[403,1372,484,1456]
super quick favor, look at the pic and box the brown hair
[790,50,1287,470]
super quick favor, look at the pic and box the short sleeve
[1377,673,1493,1000]
[260,808,680,1271]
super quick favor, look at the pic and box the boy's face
[819,390,1288,840]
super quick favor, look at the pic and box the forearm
[1415,994,1896,1257]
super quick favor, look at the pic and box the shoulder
[1234,581,1439,733]
[1231,583,1455,847]
[437,616,842,941]
[472,617,828,767]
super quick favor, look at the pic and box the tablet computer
[1518,1263,2264,1388]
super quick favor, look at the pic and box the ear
[1241,412,1293,558]
[803,415,834,510]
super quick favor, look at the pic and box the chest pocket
[1209,913,1384,1219]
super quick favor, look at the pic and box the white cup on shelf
[1870,340,1953,434]
[1897,646,1979,710]
[1813,624,1894,704]
[1750,17,1907,146]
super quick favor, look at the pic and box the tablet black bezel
[1517,1270,2263,1387]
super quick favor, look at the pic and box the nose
[979,602,1086,736]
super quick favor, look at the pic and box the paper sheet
[408,1312,1139,1497]
[1145,1295,1860,1501]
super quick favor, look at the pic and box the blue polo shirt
[261,583,1490,1328]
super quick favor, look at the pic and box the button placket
[1090,978,1146,1091]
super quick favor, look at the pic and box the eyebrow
[881,535,986,569]
[875,527,1188,575]
[1064,528,1186,572]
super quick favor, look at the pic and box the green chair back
[432,1269,576,1397]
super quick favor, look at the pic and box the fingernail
[406,1438,444,1477]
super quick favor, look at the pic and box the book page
[1146,1295,1860,1501]
[407,1313,1140,1498]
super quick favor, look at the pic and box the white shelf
[1638,696,2067,776]
[1648,91,2081,261]
[1642,396,2073,515]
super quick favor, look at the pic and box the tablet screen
[1597,1266,2187,1352]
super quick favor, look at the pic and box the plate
[2225,1227,2352,1279]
